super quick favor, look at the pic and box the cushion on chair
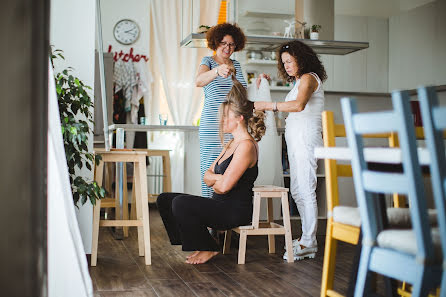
[333,207,438,229]
[333,206,361,227]
[387,208,438,228]
[376,227,442,260]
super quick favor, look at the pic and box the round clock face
[113,19,140,45]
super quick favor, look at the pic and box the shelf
[240,10,294,19]
[180,33,369,55]
[245,59,277,65]
[247,84,292,91]
[270,86,293,91]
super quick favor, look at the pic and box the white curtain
[248,79,284,187]
[148,0,219,192]
[48,62,93,297]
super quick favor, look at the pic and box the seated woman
[156,72,265,264]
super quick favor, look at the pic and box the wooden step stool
[223,186,294,264]
[91,149,151,266]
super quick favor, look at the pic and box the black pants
[156,192,252,251]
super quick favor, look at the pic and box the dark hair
[206,23,246,52]
[219,66,265,143]
[277,40,327,83]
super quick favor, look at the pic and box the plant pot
[310,32,319,40]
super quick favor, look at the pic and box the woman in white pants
[254,40,327,260]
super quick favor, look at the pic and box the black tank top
[212,140,258,204]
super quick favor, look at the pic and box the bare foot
[185,251,219,264]
[187,251,200,259]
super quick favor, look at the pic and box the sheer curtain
[148,0,219,192]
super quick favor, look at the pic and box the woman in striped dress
[196,23,247,197]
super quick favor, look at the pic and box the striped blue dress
[199,56,247,197]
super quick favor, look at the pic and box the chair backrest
[322,111,395,213]
[418,86,446,255]
[341,91,434,260]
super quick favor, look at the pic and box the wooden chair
[320,111,400,297]
[222,186,294,264]
[418,86,446,297]
[91,149,151,266]
[342,91,441,296]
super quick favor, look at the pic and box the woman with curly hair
[195,22,247,198]
[255,40,327,261]
[157,74,266,264]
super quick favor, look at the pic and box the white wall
[50,0,96,253]
[389,0,446,90]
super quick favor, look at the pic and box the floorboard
[90,205,357,297]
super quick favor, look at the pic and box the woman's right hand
[254,101,267,111]
[217,64,232,78]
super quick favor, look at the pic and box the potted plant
[310,24,322,40]
[51,48,105,207]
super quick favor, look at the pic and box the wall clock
[113,19,140,45]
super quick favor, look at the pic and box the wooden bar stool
[91,149,151,266]
[223,186,294,264]
[129,149,171,221]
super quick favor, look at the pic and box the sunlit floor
[89,206,357,297]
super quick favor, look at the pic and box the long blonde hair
[219,66,266,143]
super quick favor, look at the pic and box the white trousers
[285,118,322,248]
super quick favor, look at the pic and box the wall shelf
[240,10,294,19]
[270,86,293,91]
[245,59,277,65]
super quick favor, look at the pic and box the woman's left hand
[256,73,271,88]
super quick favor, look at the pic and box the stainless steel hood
[180,33,369,55]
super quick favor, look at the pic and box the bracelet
[272,102,278,112]
[215,67,219,76]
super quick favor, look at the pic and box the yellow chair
[320,111,397,297]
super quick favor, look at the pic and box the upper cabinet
[322,16,389,93]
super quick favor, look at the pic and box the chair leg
[137,156,151,265]
[267,198,275,254]
[440,273,446,297]
[238,230,247,264]
[91,160,104,267]
[223,230,232,254]
[134,161,145,257]
[281,192,294,263]
[411,266,430,297]
[130,174,136,220]
[354,245,372,297]
[320,221,337,297]
[123,163,129,237]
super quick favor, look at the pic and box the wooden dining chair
[341,91,442,297]
[418,86,446,297]
[320,111,415,297]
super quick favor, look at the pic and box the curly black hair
[277,40,327,83]
[206,23,246,52]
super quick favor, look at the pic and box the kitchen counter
[109,124,286,133]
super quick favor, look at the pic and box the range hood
[180,33,369,55]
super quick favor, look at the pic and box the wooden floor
[89,206,357,297]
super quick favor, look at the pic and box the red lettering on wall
[107,45,149,62]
